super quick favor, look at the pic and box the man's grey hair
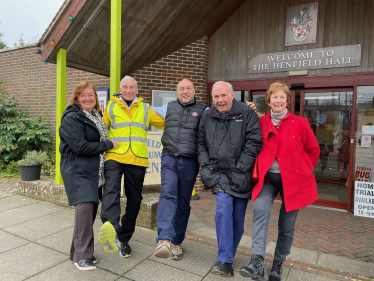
[120,75,138,88]
[211,81,234,100]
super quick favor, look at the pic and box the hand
[246,101,257,111]
[110,140,120,148]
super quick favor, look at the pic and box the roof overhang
[38,0,246,77]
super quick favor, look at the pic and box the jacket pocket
[228,169,250,193]
[201,166,220,189]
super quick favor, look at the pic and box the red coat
[251,111,320,212]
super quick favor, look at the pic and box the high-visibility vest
[106,101,150,158]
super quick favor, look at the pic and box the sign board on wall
[96,88,109,113]
[248,45,361,74]
[354,181,374,218]
[143,132,163,185]
[285,2,318,46]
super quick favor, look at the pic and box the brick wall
[0,37,209,142]
[0,37,209,190]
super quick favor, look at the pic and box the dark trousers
[215,192,248,263]
[251,172,299,264]
[156,151,199,245]
[70,202,98,263]
[100,160,146,243]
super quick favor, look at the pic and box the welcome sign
[248,45,361,74]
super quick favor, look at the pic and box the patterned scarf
[82,108,109,188]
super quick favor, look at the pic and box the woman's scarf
[82,108,109,188]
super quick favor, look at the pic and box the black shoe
[210,261,234,277]
[239,254,265,280]
[119,242,131,258]
[269,262,283,281]
[90,256,98,264]
[74,258,96,271]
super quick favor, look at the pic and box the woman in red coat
[239,82,320,281]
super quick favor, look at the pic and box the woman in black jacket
[59,81,119,271]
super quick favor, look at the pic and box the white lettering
[326,50,334,56]
[326,58,333,65]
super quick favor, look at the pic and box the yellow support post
[55,48,66,184]
[110,0,121,97]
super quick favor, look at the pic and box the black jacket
[59,104,113,206]
[197,99,263,199]
[161,100,207,158]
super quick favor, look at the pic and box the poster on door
[354,181,374,218]
[96,88,109,113]
[355,166,372,182]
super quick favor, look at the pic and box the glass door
[301,89,353,208]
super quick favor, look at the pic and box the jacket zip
[176,105,186,156]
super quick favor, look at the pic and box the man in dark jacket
[197,81,262,277]
[153,79,207,260]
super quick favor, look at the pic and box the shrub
[41,151,56,176]
[18,150,49,165]
[0,80,53,164]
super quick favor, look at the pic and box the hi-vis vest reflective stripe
[106,101,150,158]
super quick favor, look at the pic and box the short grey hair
[120,75,138,88]
[211,81,234,101]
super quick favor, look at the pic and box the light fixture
[50,40,56,47]
[68,15,74,22]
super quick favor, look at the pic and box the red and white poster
[355,166,372,182]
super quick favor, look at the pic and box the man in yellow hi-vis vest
[98,76,164,258]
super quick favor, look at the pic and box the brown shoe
[154,239,171,258]
[171,244,183,260]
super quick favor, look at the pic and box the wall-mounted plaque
[248,45,361,74]
[285,2,318,46]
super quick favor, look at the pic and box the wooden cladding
[208,0,374,81]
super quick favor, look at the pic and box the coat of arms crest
[290,7,313,42]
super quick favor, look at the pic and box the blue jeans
[251,172,299,263]
[215,192,248,263]
[156,151,199,245]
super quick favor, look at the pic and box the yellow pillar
[110,0,121,97]
[55,48,66,184]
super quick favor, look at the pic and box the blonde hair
[68,81,100,112]
[265,82,291,104]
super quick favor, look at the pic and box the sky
[0,0,65,47]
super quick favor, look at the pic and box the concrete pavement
[0,182,373,280]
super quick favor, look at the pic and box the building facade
[207,0,374,211]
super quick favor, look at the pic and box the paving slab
[124,259,202,281]
[266,241,319,265]
[0,202,65,228]
[187,221,206,231]
[35,227,74,255]
[0,190,13,198]
[0,242,68,281]
[0,196,35,212]
[35,220,109,256]
[287,268,332,281]
[4,210,75,241]
[190,226,217,239]
[26,260,120,281]
[131,225,158,246]
[317,252,374,277]
[0,230,30,253]
[95,240,154,275]
[149,239,218,276]
[238,234,252,249]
